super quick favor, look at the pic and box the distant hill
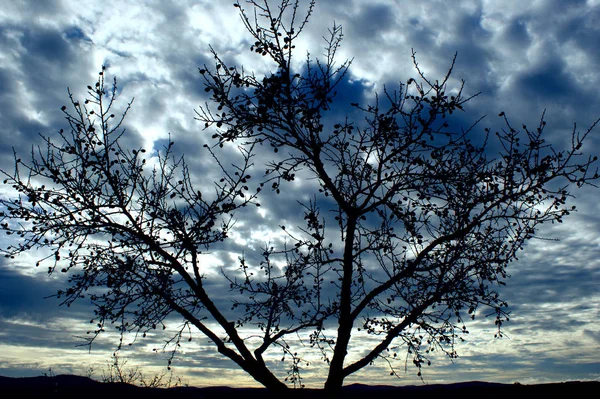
[0,374,597,398]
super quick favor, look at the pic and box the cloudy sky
[0,0,599,389]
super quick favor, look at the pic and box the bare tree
[92,351,184,388]
[1,0,598,394]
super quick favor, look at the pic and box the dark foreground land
[0,375,597,398]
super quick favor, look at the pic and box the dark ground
[0,374,597,398]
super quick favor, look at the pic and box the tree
[1,0,598,393]
[91,351,184,388]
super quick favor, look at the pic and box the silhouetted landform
[0,375,597,398]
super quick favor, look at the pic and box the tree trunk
[253,367,289,392]
[324,217,358,393]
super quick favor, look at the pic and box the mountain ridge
[0,374,596,398]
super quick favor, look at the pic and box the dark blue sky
[0,0,599,388]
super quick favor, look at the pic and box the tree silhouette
[1,0,598,393]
